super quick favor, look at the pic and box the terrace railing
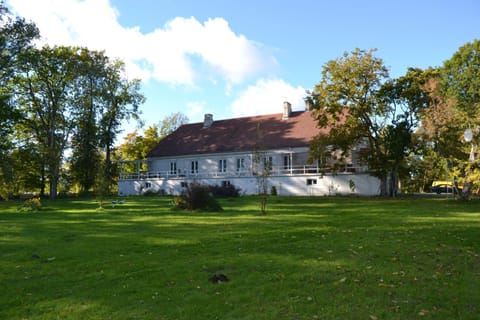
[119,164,367,180]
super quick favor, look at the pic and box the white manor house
[118,102,380,196]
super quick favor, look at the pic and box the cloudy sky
[6,0,480,134]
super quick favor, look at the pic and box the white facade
[118,147,380,196]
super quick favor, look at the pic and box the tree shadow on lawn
[1,197,479,319]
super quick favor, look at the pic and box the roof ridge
[187,110,309,125]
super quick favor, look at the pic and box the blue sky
[7,0,480,136]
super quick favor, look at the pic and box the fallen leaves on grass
[418,309,429,316]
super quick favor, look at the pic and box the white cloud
[185,101,206,123]
[7,0,275,85]
[230,79,307,118]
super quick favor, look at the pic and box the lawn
[1,196,479,319]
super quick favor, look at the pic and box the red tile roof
[147,111,327,158]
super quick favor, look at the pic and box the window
[221,180,231,187]
[180,181,188,188]
[218,159,227,173]
[283,155,291,170]
[145,182,152,188]
[191,160,198,174]
[263,156,273,170]
[307,178,317,185]
[170,161,177,175]
[236,158,245,172]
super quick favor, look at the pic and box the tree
[159,112,189,137]
[0,5,39,198]
[422,40,480,198]
[117,113,188,173]
[414,71,462,193]
[253,123,271,214]
[378,68,431,195]
[442,40,480,120]
[308,49,428,196]
[67,50,145,195]
[117,127,157,173]
[13,46,82,199]
[308,49,391,195]
[10,142,43,194]
[97,60,145,191]
[69,49,108,193]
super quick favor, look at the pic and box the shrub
[271,185,277,196]
[173,182,222,211]
[143,189,160,197]
[19,197,42,212]
[209,183,241,198]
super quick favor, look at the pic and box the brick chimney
[282,101,292,120]
[203,113,213,128]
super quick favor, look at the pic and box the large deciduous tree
[0,5,39,198]
[308,49,427,196]
[378,68,430,195]
[96,60,145,191]
[418,40,480,197]
[13,46,145,199]
[69,49,109,193]
[14,46,81,199]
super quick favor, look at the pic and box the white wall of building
[119,146,379,197]
[118,173,380,197]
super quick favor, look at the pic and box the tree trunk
[389,163,400,197]
[40,162,46,197]
[49,177,57,200]
[379,175,388,196]
[49,163,59,200]
[460,182,472,201]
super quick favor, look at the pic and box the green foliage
[309,49,390,193]
[209,183,241,198]
[415,40,480,197]
[117,127,161,173]
[440,40,480,198]
[309,50,430,196]
[7,45,144,198]
[158,112,189,137]
[0,6,39,198]
[348,179,356,192]
[270,185,277,196]
[13,46,89,199]
[1,197,479,319]
[403,150,447,193]
[173,182,223,211]
[117,113,188,175]
[442,40,480,117]
[18,196,42,212]
[94,160,111,208]
[253,123,271,214]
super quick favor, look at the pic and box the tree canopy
[308,41,480,197]
[0,6,145,199]
[308,49,427,196]
[417,39,480,198]
[1,2,479,199]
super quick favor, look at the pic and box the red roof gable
[147,111,326,158]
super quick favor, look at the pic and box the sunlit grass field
[1,196,479,319]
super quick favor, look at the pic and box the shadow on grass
[1,196,479,319]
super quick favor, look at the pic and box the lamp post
[462,128,476,198]
[464,128,474,161]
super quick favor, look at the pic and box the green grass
[1,196,479,319]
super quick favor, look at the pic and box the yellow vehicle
[431,181,463,194]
